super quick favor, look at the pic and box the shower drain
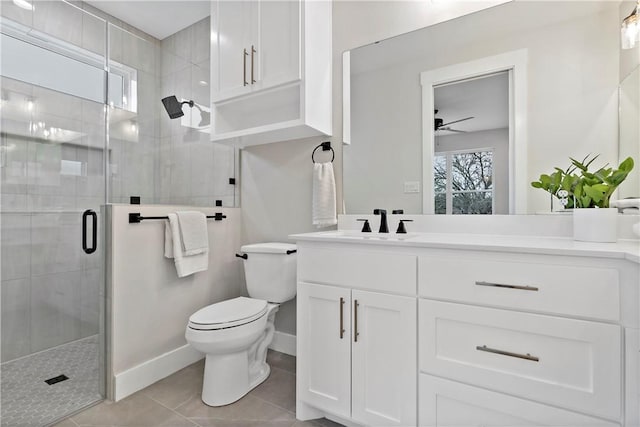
[44,374,69,385]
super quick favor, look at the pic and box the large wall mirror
[344,1,638,215]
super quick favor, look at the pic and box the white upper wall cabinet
[210,0,332,147]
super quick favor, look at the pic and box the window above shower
[0,16,138,113]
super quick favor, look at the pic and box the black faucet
[373,209,388,233]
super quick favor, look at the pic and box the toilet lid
[188,297,267,330]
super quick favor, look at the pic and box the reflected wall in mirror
[344,1,633,215]
[619,66,639,199]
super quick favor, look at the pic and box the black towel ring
[312,141,334,163]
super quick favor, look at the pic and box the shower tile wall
[107,15,236,207]
[157,17,236,207]
[107,23,162,204]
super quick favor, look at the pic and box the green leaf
[583,154,600,169]
[531,181,543,189]
[570,157,587,172]
[619,157,635,173]
[561,174,574,191]
[580,195,592,208]
[583,185,604,203]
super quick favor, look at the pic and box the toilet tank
[241,243,297,303]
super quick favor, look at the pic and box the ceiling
[85,1,210,40]
[434,71,509,135]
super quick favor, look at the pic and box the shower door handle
[82,209,97,255]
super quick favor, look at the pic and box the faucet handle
[392,209,404,214]
[396,219,413,234]
[356,219,372,233]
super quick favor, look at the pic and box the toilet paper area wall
[106,204,244,401]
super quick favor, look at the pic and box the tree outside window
[434,150,493,214]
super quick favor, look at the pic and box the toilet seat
[188,297,268,331]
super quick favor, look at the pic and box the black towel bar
[129,212,227,223]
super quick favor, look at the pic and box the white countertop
[290,231,640,264]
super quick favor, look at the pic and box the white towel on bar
[176,211,208,256]
[312,162,337,227]
[164,213,208,277]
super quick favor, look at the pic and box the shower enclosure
[0,1,234,425]
[1,3,109,426]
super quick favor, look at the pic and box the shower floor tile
[1,335,102,427]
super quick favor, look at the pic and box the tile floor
[1,336,101,427]
[53,350,342,427]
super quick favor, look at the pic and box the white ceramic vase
[572,207,618,243]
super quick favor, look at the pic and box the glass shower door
[0,2,107,425]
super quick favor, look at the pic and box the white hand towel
[165,213,208,278]
[312,162,337,227]
[164,219,174,258]
[176,211,209,256]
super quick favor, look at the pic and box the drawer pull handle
[475,281,539,292]
[339,297,345,339]
[476,345,539,362]
[354,300,359,342]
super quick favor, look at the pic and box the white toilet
[185,242,297,407]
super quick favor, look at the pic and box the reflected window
[434,150,493,214]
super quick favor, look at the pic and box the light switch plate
[404,181,420,193]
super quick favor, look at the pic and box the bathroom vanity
[292,229,640,427]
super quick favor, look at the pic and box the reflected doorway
[433,71,509,214]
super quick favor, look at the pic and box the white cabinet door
[297,282,351,419]
[419,375,619,427]
[211,0,253,101]
[254,0,300,90]
[352,290,417,426]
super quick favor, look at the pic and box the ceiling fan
[434,109,474,133]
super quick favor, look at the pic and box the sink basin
[319,230,420,241]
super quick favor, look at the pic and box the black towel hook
[312,141,334,163]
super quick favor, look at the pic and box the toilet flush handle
[235,253,248,260]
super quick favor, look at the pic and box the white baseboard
[113,344,203,401]
[269,331,296,356]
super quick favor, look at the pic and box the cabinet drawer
[298,247,416,295]
[419,255,620,321]
[419,375,619,427]
[419,300,621,420]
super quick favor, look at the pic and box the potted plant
[531,154,635,242]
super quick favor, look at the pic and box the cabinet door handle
[243,48,249,86]
[339,297,345,339]
[354,300,359,342]
[251,45,256,84]
[476,345,539,362]
[475,281,539,292]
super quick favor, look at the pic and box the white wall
[108,204,243,399]
[241,1,507,335]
